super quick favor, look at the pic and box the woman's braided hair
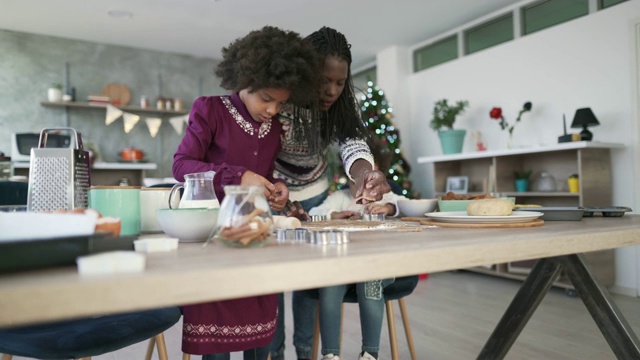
[302,27,368,151]
[215,26,322,110]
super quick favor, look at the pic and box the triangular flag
[122,112,140,133]
[145,117,162,138]
[169,115,188,135]
[105,104,123,126]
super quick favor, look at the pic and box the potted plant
[430,99,469,154]
[47,82,63,102]
[514,170,532,192]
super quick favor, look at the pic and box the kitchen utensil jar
[215,185,273,248]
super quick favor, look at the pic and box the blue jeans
[319,279,394,356]
[270,191,329,360]
[202,345,270,360]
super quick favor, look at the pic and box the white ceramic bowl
[397,199,438,217]
[156,208,219,242]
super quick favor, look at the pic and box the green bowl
[437,199,472,212]
[438,197,516,213]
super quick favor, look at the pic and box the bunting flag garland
[105,104,123,126]
[169,114,188,135]
[145,118,162,138]
[122,113,140,133]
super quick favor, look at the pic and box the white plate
[425,211,543,224]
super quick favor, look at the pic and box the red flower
[489,102,533,135]
[490,107,503,120]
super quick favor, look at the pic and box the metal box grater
[27,128,91,212]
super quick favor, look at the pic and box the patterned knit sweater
[274,111,374,202]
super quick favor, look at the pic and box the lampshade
[571,107,600,141]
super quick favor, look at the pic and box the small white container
[77,251,145,276]
[134,238,179,252]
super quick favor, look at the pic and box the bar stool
[310,275,419,360]
[0,307,181,360]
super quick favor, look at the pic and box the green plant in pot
[514,170,532,192]
[430,99,469,154]
[47,82,64,102]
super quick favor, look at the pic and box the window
[599,0,628,9]
[465,14,514,55]
[522,0,589,36]
[352,66,377,95]
[413,35,458,72]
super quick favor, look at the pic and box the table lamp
[571,107,600,141]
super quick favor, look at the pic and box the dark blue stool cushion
[0,307,181,359]
[0,181,28,206]
[301,275,420,302]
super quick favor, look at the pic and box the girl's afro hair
[215,26,322,108]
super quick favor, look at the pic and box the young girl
[172,26,321,360]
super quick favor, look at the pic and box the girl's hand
[331,210,362,220]
[269,182,289,212]
[283,200,310,221]
[240,170,276,197]
[354,170,390,204]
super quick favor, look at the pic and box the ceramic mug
[140,187,179,232]
[89,186,141,236]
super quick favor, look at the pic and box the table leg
[478,254,640,360]
[559,254,640,359]
[477,258,562,360]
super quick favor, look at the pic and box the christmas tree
[360,81,418,198]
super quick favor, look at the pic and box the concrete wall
[376,1,640,295]
[0,29,224,179]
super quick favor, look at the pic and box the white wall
[377,1,640,295]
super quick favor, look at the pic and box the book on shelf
[87,95,111,105]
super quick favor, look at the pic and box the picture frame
[445,176,469,194]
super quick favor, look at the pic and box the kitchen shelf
[418,141,624,290]
[40,101,189,116]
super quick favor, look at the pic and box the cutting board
[102,83,131,106]
[419,219,544,228]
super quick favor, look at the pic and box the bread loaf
[467,199,513,216]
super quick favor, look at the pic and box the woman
[270,26,390,360]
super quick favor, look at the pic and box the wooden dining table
[1,215,640,359]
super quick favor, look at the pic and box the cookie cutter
[307,230,350,245]
[275,228,310,243]
[309,215,328,222]
[362,213,386,221]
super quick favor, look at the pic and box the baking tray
[513,207,585,221]
[582,206,632,217]
[0,234,136,273]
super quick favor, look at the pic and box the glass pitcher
[169,171,220,209]
[216,185,273,248]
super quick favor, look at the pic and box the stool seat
[0,307,181,359]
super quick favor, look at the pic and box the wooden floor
[11,270,640,359]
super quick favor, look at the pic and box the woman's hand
[365,203,395,216]
[269,182,289,211]
[283,200,310,221]
[330,210,362,220]
[354,170,390,204]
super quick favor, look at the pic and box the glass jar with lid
[215,185,273,248]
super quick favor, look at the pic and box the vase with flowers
[489,101,533,148]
